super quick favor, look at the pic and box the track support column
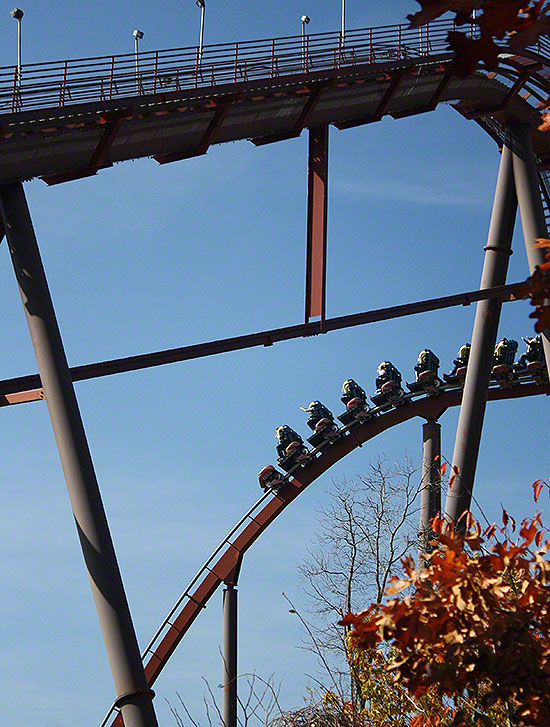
[509,122,550,369]
[0,182,158,727]
[305,125,328,326]
[419,419,441,565]
[445,134,518,526]
[222,583,238,727]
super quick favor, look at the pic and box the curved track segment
[102,379,548,727]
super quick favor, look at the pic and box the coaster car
[491,337,518,389]
[275,425,312,472]
[407,349,442,396]
[371,361,406,408]
[514,335,547,384]
[258,465,286,492]
[443,343,470,384]
[300,401,341,447]
[338,379,375,425]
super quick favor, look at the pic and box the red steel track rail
[100,378,548,727]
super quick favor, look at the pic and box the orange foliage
[514,239,550,333]
[340,486,550,726]
[407,2,550,81]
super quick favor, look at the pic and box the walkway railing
[1,19,464,115]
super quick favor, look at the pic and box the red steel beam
[461,69,536,120]
[42,110,131,185]
[0,388,44,407]
[305,125,328,324]
[250,85,327,145]
[334,70,405,129]
[155,96,238,164]
[0,280,529,400]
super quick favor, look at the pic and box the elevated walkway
[0,19,549,185]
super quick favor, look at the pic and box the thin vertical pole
[0,182,158,727]
[509,122,550,371]
[222,585,238,727]
[445,134,518,526]
[341,0,346,42]
[17,18,22,87]
[134,37,140,94]
[305,125,328,325]
[419,419,441,564]
[198,4,205,67]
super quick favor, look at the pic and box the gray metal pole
[341,0,346,41]
[135,36,139,93]
[222,584,238,727]
[445,134,518,526]
[509,121,550,370]
[17,18,21,87]
[199,4,205,66]
[0,182,158,727]
[419,419,441,564]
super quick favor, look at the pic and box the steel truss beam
[0,281,527,404]
[0,182,158,727]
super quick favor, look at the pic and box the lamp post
[10,8,23,88]
[196,0,205,68]
[301,15,310,71]
[341,0,345,42]
[132,29,143,93]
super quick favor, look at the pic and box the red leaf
[440,462,447,477]
[534,479,544,503]
[447,31,500,78]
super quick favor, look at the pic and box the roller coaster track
[3,18,550,185]
[3,16,550,727]
[101,373,548,727]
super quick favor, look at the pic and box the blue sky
[1,2,549,727]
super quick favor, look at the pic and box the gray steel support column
[0,182,157,727]
[445,136,518,526]
[509,121,550,370]
[419,419,441,564]
[222,584,238,727]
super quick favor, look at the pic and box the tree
[341,480,550,727]
[296,457,420,714]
